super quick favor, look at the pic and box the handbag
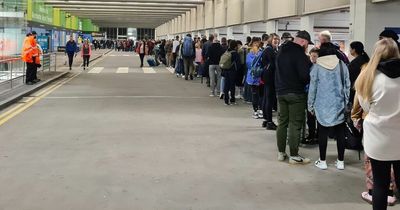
[339,61,363,158]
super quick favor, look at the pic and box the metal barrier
[0,53,56,94]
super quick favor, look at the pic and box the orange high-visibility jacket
[21,36,40,64]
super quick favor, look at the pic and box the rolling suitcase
[147,57,156,67]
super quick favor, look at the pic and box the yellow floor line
[0,73,80,127]
[0,52,110,127]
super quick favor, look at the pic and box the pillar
[266,20,278,34]
[243,24,251,39]
[226,27,234,40]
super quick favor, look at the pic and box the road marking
[122,55,130,57]
[166,67,175,74]
[0,73,80,127]
[116,67,129,73]
[88,67,104,74]
[142,67,156,74]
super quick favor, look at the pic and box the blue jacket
[246,50,262,86]
[66,40,78,54]
[308,55,350,127]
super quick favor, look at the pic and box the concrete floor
[0,52,371,210]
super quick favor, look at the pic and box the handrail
[0,57,21,64]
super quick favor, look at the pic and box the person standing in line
[165,40,173,68]
[355,38,400,210]
[221,40,240,105]
[235,40,246,99]
[182,34,196,80]
[202,35,213,87]
[246,37,264,119]
[219,37,229,99]
[65,35,78,71]
[172,36,180,67]
[348,41,370,104]
[308,43,351,170]
[318,30,349,64]
[275,31,313,164]
[81,39,92,70]
[195,42,203,77]
[206,34,224,96]
[261,33,280,130]
[303,47,319,145]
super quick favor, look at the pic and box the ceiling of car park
[44,0,205,28]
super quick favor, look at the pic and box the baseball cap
[281,32,293,40]
[296,30,314,45]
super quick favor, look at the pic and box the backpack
[219,51,233,70]
[250,50,264,78]
[182,37,194,57]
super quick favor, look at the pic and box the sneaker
[224,103,230,106]
[257,110,263,118]
[219,93,224,100]
[314,159,328,170]
[266,122,277,130]
[262,121,268,128]
[361,192,372,205]
[252,112,259,119]
[278,152,287,161]
[388,195,397,206]
[209,92,215,97]
[335,160,345,170]
[289,155,311,165]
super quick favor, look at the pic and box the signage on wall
[37,36,49,53]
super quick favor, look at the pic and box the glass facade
[0,0,27,58]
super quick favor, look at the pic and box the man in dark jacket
[202,35,213,86]
[206,35,224,96]
[65,35,78,70]
[275,30,313,164]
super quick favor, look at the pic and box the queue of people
[155,29,399,210]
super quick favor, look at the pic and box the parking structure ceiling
[44,0,205,28]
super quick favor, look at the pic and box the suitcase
[147,57,156,67]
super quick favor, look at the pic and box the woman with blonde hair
[355,38,400,210]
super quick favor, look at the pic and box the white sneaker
[257,110,263,118]
[252,112,259,119]
[289,155,311,165]
[314,159,328,170]
[335,160,345,170]
[278,152,287,161]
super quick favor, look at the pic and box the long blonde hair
[354,38,400,101]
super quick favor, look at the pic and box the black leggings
[223,70,236,104]
[139,54,145,67]
[263,82,276,122]
[251,85,264,112]
[317,122,345,161]
[370,159,400,210]
[67,53,74,68]
[83,55,90,67]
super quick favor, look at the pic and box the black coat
[348,53,370,103]
[206,43,224,65]
[275,41,312,96]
